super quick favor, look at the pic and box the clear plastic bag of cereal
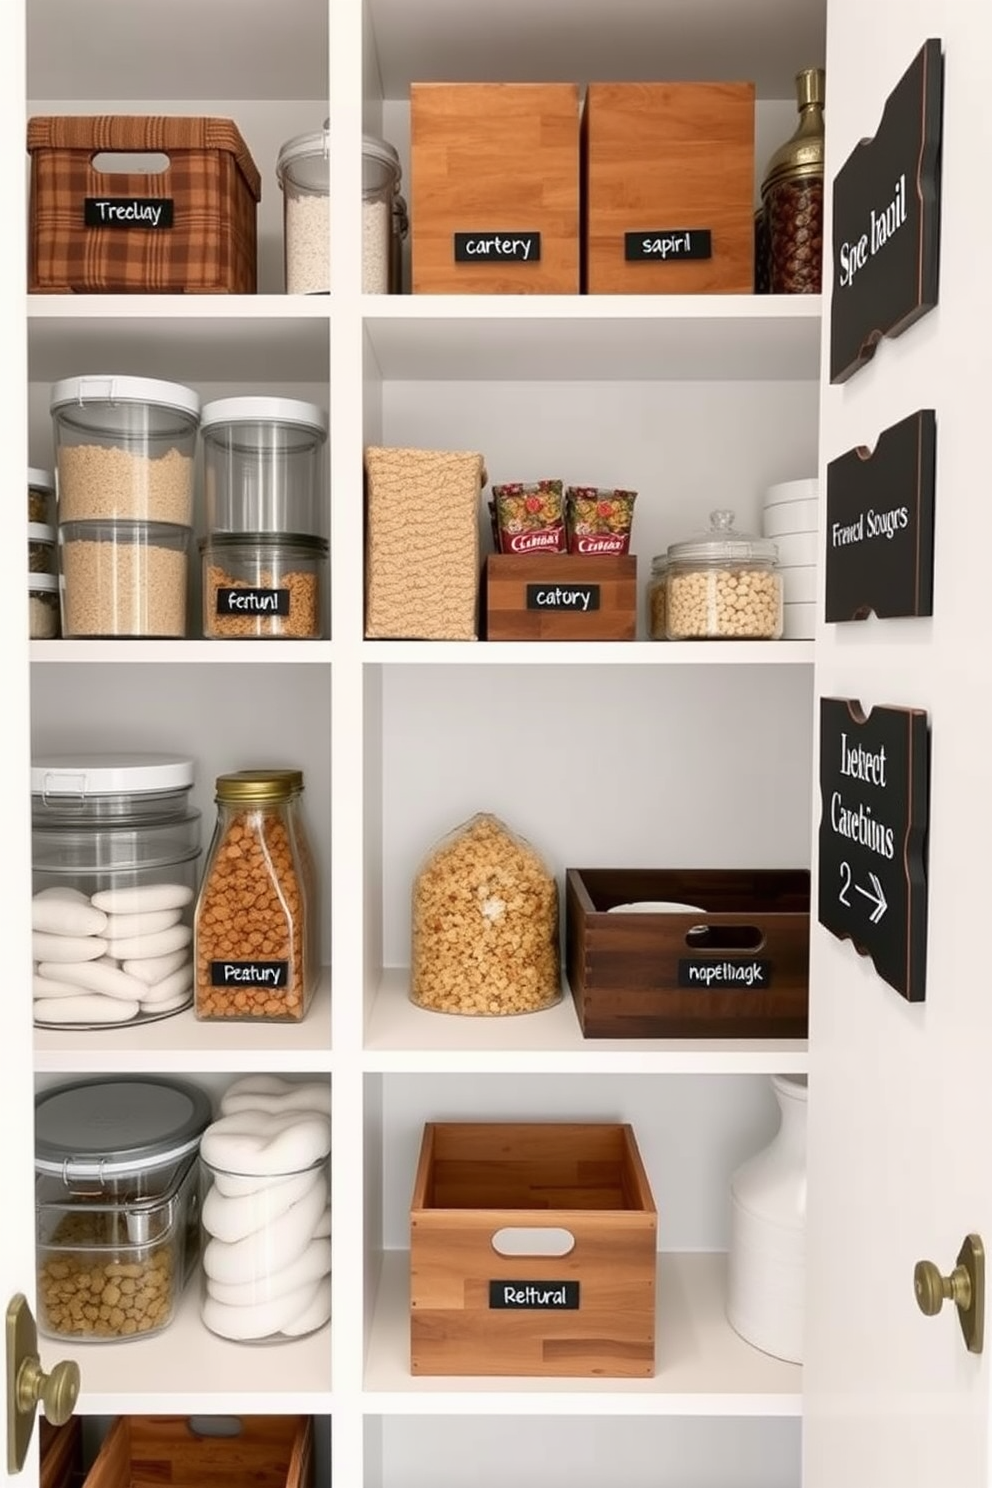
[411,812,561,1015]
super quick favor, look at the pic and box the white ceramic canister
[726,1073,807,1363]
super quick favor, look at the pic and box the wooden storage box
[82,1416,313,1488]
[566,868,810,1038]
[484,554,637,640]
[365,445,486,639]
[410,84,581,294]
[582,83,755,294]
[27,116,261,293]
[410,1121,657,1377]
[40,1418,82,1488]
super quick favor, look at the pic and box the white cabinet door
[807,2,992,1483]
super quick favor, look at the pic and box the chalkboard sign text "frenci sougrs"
[837,173,907,289]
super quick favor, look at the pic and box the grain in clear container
[664,510,783,640]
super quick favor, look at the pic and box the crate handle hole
[187,1418,244,1439]
[491,1226,575,1257]
[91,152,171,175]
[685,924,765,950]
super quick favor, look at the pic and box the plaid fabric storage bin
[27,116,262,293]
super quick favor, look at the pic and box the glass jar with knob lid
[760,69,826,294]
[664,510,783,640]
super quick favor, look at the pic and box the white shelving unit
[17,0,826,1483]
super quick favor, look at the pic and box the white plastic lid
[28,572,58,592]
[31,753,195,796]
[28,523,56,543]
[200,396,328,438]
[49,375,201,420]
[276,124,330,192]
[28,467,55,491]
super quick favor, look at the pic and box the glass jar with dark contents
[761,69,825,295]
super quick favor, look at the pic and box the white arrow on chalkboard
[856,872,888,924]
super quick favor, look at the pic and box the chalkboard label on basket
[830,39,943,383]
[454,232,541,263]
[84,197,174,228]
[525,584,601,613]
[825,409,936,622]
[678,959,772,989]
[489,1282,580,1310]
[210,961,290,990]
[624,230,712,262]
[818,697,930,1002]
[216,587,291,617]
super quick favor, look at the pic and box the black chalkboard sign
[818,698,929,1001]
[825,410,936,622]
[454,232,541,263]
[830,39,943,384]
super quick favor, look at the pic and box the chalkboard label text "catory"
[454,232,541,262]
[489,1281,580,1309]
[525,584,600,612]
[84,197,174,228]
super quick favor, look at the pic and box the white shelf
[363,299,821,381]
[366,0,824,98]
[31,640,334,665]
[28,0,328,102]
[33,974,332,1075]
[365,1250,801,1415]
[28,309,329,384]
[60,1278,331,1416]
[365,971,807,1074]
[364,641,815,665]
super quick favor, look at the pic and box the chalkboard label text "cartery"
[454,232,541,262]
[489,1281,580,1309]
[625,230,712,261]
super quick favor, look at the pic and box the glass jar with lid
[194,771,317,1022]
[34,1076,212,1341]
[646,555,669,640]
[31,754,202,1029]
[363,135,402,294]
[664,511,783,641]
[760,69,826,294]
[276,121,330,295]
[28,467,56,525]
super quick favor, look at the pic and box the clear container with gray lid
[34,1076,212,1341]
[363,134,402,293]
[28,467,56,524]
[276,121,330,294]
[200,396,328,537]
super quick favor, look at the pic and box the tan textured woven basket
[27,115,261,293]
[365,446,487,640]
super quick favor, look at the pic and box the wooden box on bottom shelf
[484,554,637,640]
[566,868,811,1038]
[409,1121,657,1378]
[82,1416,313,1488]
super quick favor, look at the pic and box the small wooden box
[484,554,637,640]
[40,1418,82,1488]
[82,1417,313,1488]
[566,868,810,1038]
[410,1121,657,1377]
[582,83,755,294]
[410,83,581,294]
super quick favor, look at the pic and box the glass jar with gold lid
[760,68,826,294]
[193,770,317,1022]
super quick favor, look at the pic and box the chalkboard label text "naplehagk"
[489,1281,580,1309]
[678,959,772,989]
[454,232,541,262]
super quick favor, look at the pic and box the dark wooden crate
[566,868,810,1038]
[82,1417,313,1488]
[484,554,637,640]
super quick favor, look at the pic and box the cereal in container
[664,509,783,640]
[411,812,561,1015]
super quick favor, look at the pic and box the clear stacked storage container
[50,375,200,637]
[31,753,201,1028]
[35,1076,212,1341]
[199,397,328,638]
[276,122,330,294]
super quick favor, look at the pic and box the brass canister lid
[215,770,299,804]
[761,68,826,194]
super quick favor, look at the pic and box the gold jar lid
[761,68,826,194]
[215,770,301,804]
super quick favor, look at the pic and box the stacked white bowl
[762,479,818,639]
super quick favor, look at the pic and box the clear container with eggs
[664,510,784,641]
[30,754,201,1029]
[34,1077,212,1342]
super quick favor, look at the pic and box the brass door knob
[6,1293,81,1474]
[914,1235,985,1354]
[15,1355,80,1426]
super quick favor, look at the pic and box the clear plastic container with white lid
[363,134,402,293]
[35,1076,212,1342]
[276,121,330,294]
[200,397,328,537]
[29,467,56,524]
[49,375,200,525]
[28,522,57,572]
[664,510,784,641]
[29,572,60,638]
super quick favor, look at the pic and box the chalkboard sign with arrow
[818,697,930,1001]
